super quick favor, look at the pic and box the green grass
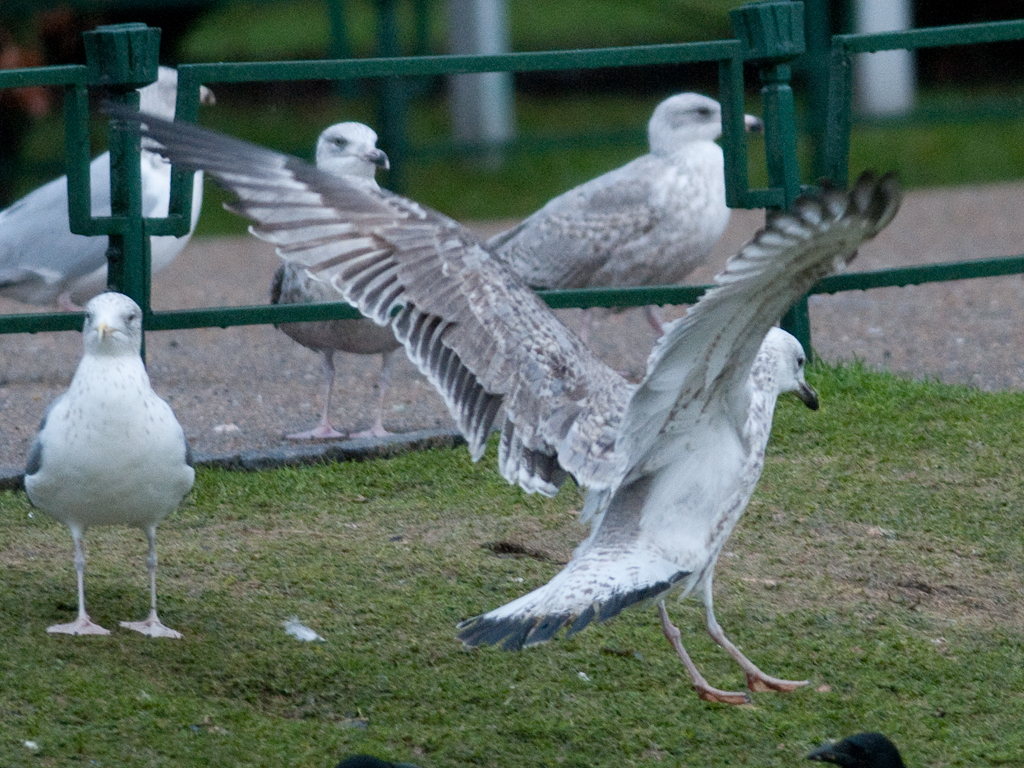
[3,362,1024,766]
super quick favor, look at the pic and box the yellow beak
[96,321,113,340]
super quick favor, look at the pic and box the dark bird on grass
[24,292,194,637]
[489,92,763,341]
[807,733,906,768]
[268,121,401,440]
[107,103,900,703]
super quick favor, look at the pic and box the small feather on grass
[283,616,326,642]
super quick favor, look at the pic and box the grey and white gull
[489,92,763,340]
[0,67,214,310]
[110,106,900,701]
[24,292,195,637]
[269,121,402,440]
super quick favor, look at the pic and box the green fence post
[801,0,832,180]
[821,39,853,187]
[730,2,814,358]
[376,0,409,193]
[80,23,161,333]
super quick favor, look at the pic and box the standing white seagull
[0,67,214,310]
[110,106,900,701]
[489,92,763,340]
[25,292,195,637]
[269,122,402,440]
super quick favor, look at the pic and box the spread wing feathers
[457,540,689,649]
[619,171,901,478]
[110,106,634,494]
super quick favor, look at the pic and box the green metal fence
[0,1,1022,361]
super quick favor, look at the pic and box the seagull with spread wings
[109,104,900,702]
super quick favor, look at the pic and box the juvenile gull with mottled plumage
[269,121,400,440]
[110,105,900,702]
[24,292,194,637]
[489,92,762,340]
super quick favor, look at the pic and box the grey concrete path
[2,180,1022,482]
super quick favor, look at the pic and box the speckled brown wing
[111,107,634,496]
[488,156,666,289]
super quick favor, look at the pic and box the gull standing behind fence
[489,92,762,342]
[269,121,403,441]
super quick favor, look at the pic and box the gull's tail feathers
[457,543,689,650]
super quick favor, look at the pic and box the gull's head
[754,327,818,410]
[138,66,216,121]
[82,292,143,357]
[316,122,390,180]
[648,92,762,156]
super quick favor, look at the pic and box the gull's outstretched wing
[108,106,634,495]
[620,172,901,482]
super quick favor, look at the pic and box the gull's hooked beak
[95,321,114,341]
[745,114,764,133]
[796,381,819,411]
[367,148,390,171]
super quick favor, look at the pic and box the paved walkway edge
[0,428,466,492]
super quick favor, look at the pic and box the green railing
[0,2,796,340]
[0,2,1022,361]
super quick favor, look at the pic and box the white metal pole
[855,0,916,116]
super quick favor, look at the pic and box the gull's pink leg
[701,580,807,693]
[644,305,665,336]
[350,349,398,439]
[658,601,750,705]
[578,308,593,345]
[120,526,181,639]
[287,350,347,440]
[56,292,84,313]
[48,527,110,636]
